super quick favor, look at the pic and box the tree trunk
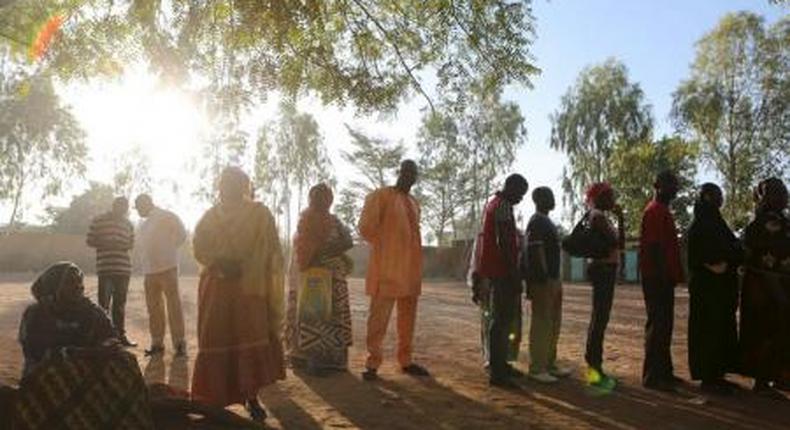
[471,147,480,233]
[297,181,303,212]
[7,172,25,231]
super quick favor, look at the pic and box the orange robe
[358,187,423,298]
[191,200,285,407]
[358,187,423,369]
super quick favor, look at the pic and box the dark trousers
[641,277,675,386]
[488,278,522,380]
[585,264,617,371]
[98,273,131,337]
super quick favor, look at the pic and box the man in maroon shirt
[477,174,529,388]
[639,171,684,391]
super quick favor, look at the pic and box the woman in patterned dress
[286,183,354,375]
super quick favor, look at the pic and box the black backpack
[561,211,611,259]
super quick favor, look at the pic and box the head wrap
[219,166,252,200]
[755,177,788,212]
[294,183,335,270]
[308,183,334,213]
[585,182,613,206]
[694,183,722,217]
[31,262,83,304]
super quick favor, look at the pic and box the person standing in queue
[358,160,430,381]
[477,174,530,388]
[639,171,684,392]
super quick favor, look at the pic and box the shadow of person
[514,375,790,430]
[143,355,166,386]
[258,383,324,430]
[293,369,532,429]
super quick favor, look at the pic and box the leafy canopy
[1,0,539,114]
[609,136,699,237]
[550,58,653,220]
[672,12,790,229]
[0,55,86,227]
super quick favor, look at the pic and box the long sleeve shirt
[86,212,134,276]
[358,187,422,298]
[137,207,187,275]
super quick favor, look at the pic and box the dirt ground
[1,275,789,429]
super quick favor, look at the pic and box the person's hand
[472,280,490,305]
[103,338,122,348]
[704,262,728,274]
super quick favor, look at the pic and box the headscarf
[219,166,252,202]
[693,183,722,217]
[689,183,740,269]
[755,177,788,213]
[31,262,83,304]
[294,183,335,270]
[586,182,613,207]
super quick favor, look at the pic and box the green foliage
[1,0,539,115]
[1,0,539,233]
[253,127,281,214]
[275,100,333,208]
[194,119,250,203]
[335,126,406,238]
[406,83,526,245]
[112,144,152,199]
[442,86,527,239]
[254,100,332,235]
[672,12,790,229]
[465,89,526,234]
[334,187,360,238]
[609,136,699,237]
[341,125,405,194]
[550,58,654,221]
[417,111,465,245]
[47,181,114,234]
[0,56,87,228]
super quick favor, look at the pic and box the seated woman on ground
[18,261,119,376]
[15,262,154,429]
[14,262,266,429]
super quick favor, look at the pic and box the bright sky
[4,0,787,231]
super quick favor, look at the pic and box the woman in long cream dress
[191,167,285,421]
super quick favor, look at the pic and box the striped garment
[86,212,134,275]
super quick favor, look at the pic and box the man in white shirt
[135,194,187,357]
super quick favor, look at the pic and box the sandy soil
[1,275,788,429]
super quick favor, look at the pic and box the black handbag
[561,211,610,259]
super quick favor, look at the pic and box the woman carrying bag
[565,182,624,389]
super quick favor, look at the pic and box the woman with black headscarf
[18,261,118,376]
[15,262,153,429]
[740,178,790,396]
[686,184,742,394]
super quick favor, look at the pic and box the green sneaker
[587,367,617,390]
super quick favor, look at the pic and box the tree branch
[348,0,435,113]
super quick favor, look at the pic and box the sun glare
[78,72,207,172]
[59,68,210,224]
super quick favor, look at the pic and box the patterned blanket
[13,348,153,430]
